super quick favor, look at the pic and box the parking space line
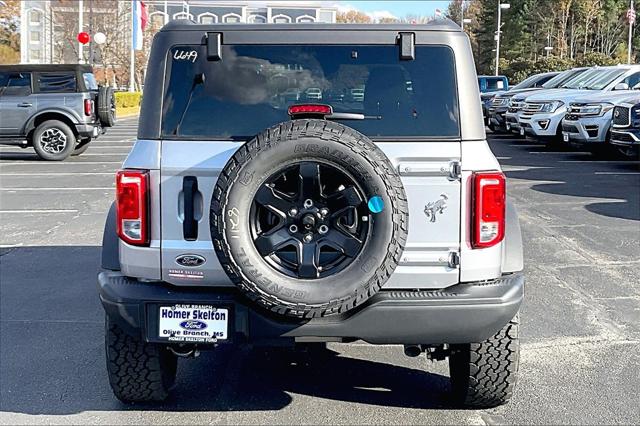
[561,160,640,164]
[0,209,79,213]
[0,161,122,165]
[0,187,114,191]
[83,146,133,148]
[594,172,640,175]
[529,151,591,155]
[63,153,128,156]
[509,144,541,148]
[0,172,114,176]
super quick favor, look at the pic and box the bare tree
[337,10,372,24]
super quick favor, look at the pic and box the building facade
[20,1,338,65]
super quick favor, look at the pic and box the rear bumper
[98,271,524,345]
[75,122,101,138]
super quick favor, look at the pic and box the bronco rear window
[161,45,459,139]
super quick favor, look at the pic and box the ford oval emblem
[180,320,207,330]
[175,254,206,267]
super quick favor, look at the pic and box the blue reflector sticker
[368,196,384,213]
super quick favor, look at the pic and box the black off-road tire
[211,119,408,318]
[32,120,76,161]
[448,315,520,408]
[97,86,116,127]
[105,316,177,403]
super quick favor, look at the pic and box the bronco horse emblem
[424,194,448,223]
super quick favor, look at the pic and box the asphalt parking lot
[1,120,639,425]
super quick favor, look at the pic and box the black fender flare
[24,109,80,135]
[102,202,120,270]
[502,199,524,273]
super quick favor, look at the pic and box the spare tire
[97,86,116,127]
[211,119,408,318]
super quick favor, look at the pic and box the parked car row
[485,65,640,158]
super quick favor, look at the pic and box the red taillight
[84,99,93,116]
[472,172,505,249]
[288,104,333,117]
[116,170,149,246]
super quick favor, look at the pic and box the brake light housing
[472,172,506,248]
[84,98,93,116]
[288,103,333,118]
[116,170,149,246]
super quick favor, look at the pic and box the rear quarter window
[161,44,459,139]
[37,72,77,93]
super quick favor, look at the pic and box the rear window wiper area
[327,112,382,120]
[172,73,206,136]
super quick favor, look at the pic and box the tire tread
[105,317,176,402]
[211,119,408,318]
[449,315,520,408]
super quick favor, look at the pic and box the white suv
[561,88,640,150]
[518,65,640,144]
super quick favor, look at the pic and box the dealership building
[20,1,338,64]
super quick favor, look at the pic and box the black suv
[0,64,115,160]
[611,98,640,158]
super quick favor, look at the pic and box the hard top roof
[159,19,463,33]
[0,64,93,73]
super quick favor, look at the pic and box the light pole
[494,1,510,76]
[459,0,472,30]
[78,0,83,63]
[544,32,553,57]
[628,0,635,64]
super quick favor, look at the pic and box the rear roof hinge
[448,252,460,269]
[398,32,415,60]
[206,32,222,61]
[448,160,461,180]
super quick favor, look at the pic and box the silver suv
[98,21,524,408]
[0,64,115,160]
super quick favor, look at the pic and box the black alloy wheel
[211,119,408,317]
[250,161,369,279]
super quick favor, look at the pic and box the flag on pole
[132,0,148,51]
[627,7,636,25]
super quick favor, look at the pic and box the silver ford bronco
[99,20,524,407]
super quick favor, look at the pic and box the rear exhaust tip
[403,345,422,357]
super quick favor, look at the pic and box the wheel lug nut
[318,225,328,234]
[288,208,298,217]
[303,233,313,243]
[304,199,313,208]
[289,225,298,233]
[320,208,329,216]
